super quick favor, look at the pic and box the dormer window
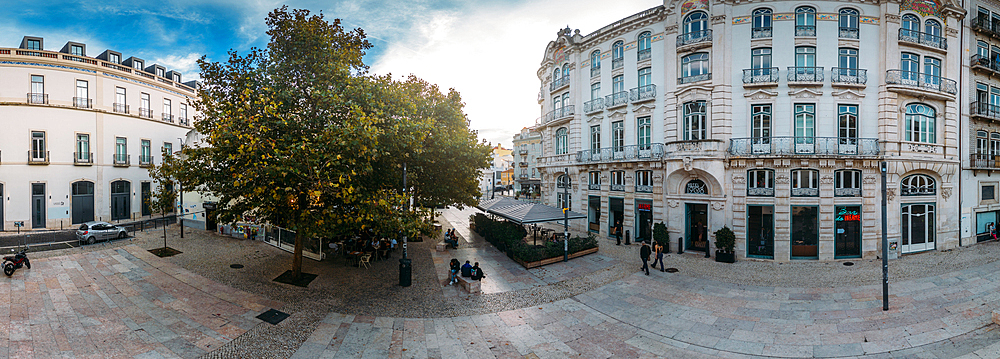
[134,60,143,70]
[71,45,83,56]
[26,39,40,50]
[156,68,164,77]
[173,74,180,82]
[109,53,120,64]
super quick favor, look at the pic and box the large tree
[152,7,489,278]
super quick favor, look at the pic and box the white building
[532,0,965,261]
[0,36,198,230]
[512,128,542,199]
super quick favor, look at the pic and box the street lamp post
[881,161,888,311]
[399,162,411,287]
[563,168,569,262]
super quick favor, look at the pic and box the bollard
[398,258,412,287]
[678,237,684,254]
[625,230,630,245]
[705,238,711,258]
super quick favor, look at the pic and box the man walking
[639,241,651,276]
[650,241,665,272]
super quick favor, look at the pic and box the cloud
[152,53,203,80]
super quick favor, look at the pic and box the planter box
[516,246,599,269]
[715,250,735,263]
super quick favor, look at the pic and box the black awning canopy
[476,198,586,225]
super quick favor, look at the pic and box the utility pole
[881,161,888,311]
[563,167,569,262]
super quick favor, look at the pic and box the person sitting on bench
[471,262,486,280]
[444,229,459,249]
[461,260,473,277]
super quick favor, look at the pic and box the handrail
[831,68,867,84]
[885,70,957,95]
[743,68,778,84]
[898,28,946,50]
[576,144,665,163]
[787,67,823,83]
[677,30,712,47]
[728,137,880,156]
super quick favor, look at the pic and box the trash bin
[887,239,899,260]
[399,258,412,287]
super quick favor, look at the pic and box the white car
[76,221,128,245]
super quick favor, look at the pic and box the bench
[456,276,480,293]
[436,242,447,252]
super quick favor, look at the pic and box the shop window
[747,205,774,259]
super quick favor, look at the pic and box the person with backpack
[471,262,487,280]
[650,241,665,272]
[640,241,651,276]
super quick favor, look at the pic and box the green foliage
[653,222,669,247]
[147,157,176,216]
[714,226,736,253]
[473,214,598,264]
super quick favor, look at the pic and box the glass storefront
[791,206,818,259]
[588,196,601,233]
[835,206,861,258]
[747,205,774,258]
[609,197,624,238]
[901,203,935,253]
[686,203,708,252]
[636,200,653,243]
[976,210,997,243]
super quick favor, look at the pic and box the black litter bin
[399,258,412,287]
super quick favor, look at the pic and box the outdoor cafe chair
[359,254,372,269]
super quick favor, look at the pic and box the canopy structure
[476,198,586,225]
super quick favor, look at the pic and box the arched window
[562,63,570,80]
[796,7,816,36]
[992,132,1000,156]
[839,8,859,39]
[902,14,920,32]
[977,130,989,155]
[612,41,624,69]
[901,174,936,196]
[752,8,772,38]
[637,32,652,61]
[924,19,942,37]
[684,11,708,34]
[553,67,561,82]
[684,101,707,140]
[590,50,601,69]
[905,103,936,143]
[557,174,569,188]
[681,52,709,80]
[685,179,708,194]
[555,127,568,154]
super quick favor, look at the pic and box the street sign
[13,221,24,228]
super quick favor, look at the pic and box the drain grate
[843,262,854,266]
[256,309,290,325]
[230,264,244,269]
[665,268,679,273]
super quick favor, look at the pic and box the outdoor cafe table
[345,251,363,267]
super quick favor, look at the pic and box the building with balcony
[530,0,964,261]
[479,145,514,197]
[512,128,543,200]
[0,36,197,230]
[963,0,1000,244]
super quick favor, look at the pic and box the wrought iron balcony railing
[113,103,129,114]
[588,184,601,190]
[972,54,1000,74]
[590,66,600,78]
[885,70,957,95]
[791,188,819,197]
[972,101,1000,121]
[74,152,92,165]
[787,67,823,83]
[835,188,861,197]
[972,16,994,34]
[795,25,816,37]
[139,108,153,118]
[604,91,629,109]
[898,28,946,50]
[544,105,575,123]
[747,187,774,197]
[549,75,570,91]
[518,162,528,167]
[636,185,653,193]
[73,97,92,109]
[162,114,174,123]
[630,84,656,103]
[677,30,712,47]
[519,174,529,180]
[113,154,129,166]
[728,137,880,157]
[839,27,859,39]
[610,184,625,191]
[637,48,651,61]
[139,155,154,167]
[178,117,189,126]
[519,149,528,155]
[612,57,623,69]
[743,68,778,84]
[576,144,665,163]
[831,68,867,85]
[678,73,711,84]
[752,27,772,39]
[971,153,1000,169]
[28,150,49,164]
[27,93,47,104]
[584,98,604,113]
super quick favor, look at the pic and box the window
[555,128,568,154]
[839,8,859,38]
[905,103,935,143]
[838,105,858,144]
[752,104,771,141]
[924,19,941,37]
[612,75,624,93]
[590,82,601,100]
[180,104,188,123]
[902,14,920,32]
[835,170,862,197]
[979,41,990,59]
[29,75,44,104]
[163,142,173,158]
[684,101,707,140]
[992,132,1000,156]
[748,169,774,196]
[638,67,652,87]
[794,104,815,143]
[133,60,143,70]
[611,170,625,186]
[637,116,651,150]
[795,7,816,36]
[590,50,601,69]
[681,52,709,79]
[557,190,571,210]
[685,179,707,194]
[752,48,772,69]
[839,48,858,69]
[76,134,90,162]
[163,98,172,121]
[795,46,816,67]
[791,169,819,197]
[901,174,936,196]
[26,39,40,50]
[173,74,180,82]
[115,87,127,113]
[901,52,920,81]
[30,131,45,161]
[977,130,989,155]
[684,12,708,34]
[140,93,151,118]
[115,137,128,164]
[141,139,151,164]
[562,63,570,82]
[612,41,624,68]
[923,57,941,85]
[71,80,89,108]
[637,32,651,61]
[591,125,601,150]
[156,68,164,77]
[752,8,772,38]
[71,45,84,56]
[589,171,601,185]
[612,121,624,152]
[636,171,652,192]
[984,185,996,201]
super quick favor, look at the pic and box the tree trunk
[292,227,304,280]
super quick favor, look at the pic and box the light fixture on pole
[563,167,569,262]
[881,160,888,311]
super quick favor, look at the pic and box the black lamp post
[562,168,569,262]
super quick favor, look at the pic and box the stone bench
[436,242,447,252]
[456,276,480,294]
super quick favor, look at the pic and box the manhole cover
[230,264,244,269]
[843,262,854,266]
[665,268,679,273]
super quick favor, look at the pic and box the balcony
[787,67,823,84]
[636,185,653,193]
[519,162,528,167]
[604,91,629,109]
[584,98,604,113]
[831,68,867,86]
[743,68,779,85]
[74,152,92,165]
[612,57,623,69]
[728,137,880,157]
[752,27,772,39]
[139,108,153,119]
[588,184,600,190]
[590,66,600,78]
[629,84,656,103]
[637,48,651,62]
[27,93,47,104]
[677,30,712,48]
[178,117,189,126]
[519,174,529,180]
[791,188,819,197]
[972,102,1000,122]
[113,103,129,114]
[971,16,1000,39]
[678,73,711,85]
[139,155,154,167]
[549,75,570,92]
[162,114,174,123]
[795,25,816,37]
[518,149,528,156]
[972,54,1000,75]
[543,105,575,123]
[747,187,775,197]
[971,153,1000,170]
[73,97,92,109]
[839,27,859,39]
[835,188,862,197]
[113,154,130,167]
[885,70,957,97]
[27,151,49,165]
[610,184,625,192]
[576,144,665,163]
[898,28,946,50]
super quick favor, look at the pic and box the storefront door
[747,205,774,258]
[791,206,818,259]
[686,203,708,252]
[636,200,652,243]
[835,206,862,258]
[71,181,94,224]
[609,198,624,238]
[110,180,130,221]
[588,196,601,233]
[902,203,935,253]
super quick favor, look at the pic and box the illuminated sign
[637,203,652,211]
[835,207,860,222]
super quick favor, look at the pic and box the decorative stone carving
[711,15,726,25]
[820,175,834,184]
[664,25,678,34]
[886,188,896,201]
[712,202,725,211]
[863,175,878,184]
[885,14,900,23]
[683,156,693,172]
[635,105,655,117]
[908,143,937,153]
[788,88,823,98]
[668,200,680,208]
[744,89,778,100]
[776,174,790,184]
[732,174,746,184]
[945,27,958,37]
[942,187,953,200]
[832,89,865,100]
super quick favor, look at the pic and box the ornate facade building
[512,127,543,200]
[0,36,197,230]
[532,0,966,261]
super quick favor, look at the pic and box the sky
[2,0,661,147]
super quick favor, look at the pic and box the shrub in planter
[652,222,669,253]
[714,226,736,263]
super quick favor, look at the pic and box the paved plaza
[2,207,1000,357]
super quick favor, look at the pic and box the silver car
[76,221,128,245]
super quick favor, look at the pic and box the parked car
[76,221,128,245]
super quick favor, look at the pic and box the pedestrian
[449,259,460,285]
[461,260,473,277]
[615,219,622,246]
[650,241,665,272]
[639,241,651,275]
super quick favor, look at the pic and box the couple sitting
[449,259,486,284]
[444,229,459,249]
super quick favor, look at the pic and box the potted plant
[653,222,669,253]
[714,226,736,263]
